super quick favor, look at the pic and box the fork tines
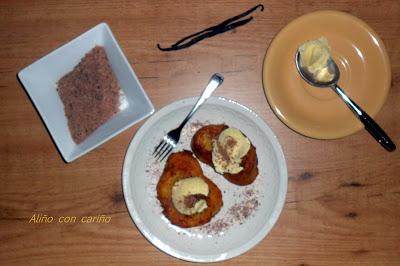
[153,136,176,161]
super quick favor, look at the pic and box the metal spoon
[295,50,396,152]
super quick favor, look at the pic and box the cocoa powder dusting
[201,188,260,235]
[203,219,229,235]
[215,136,237,165]
[184,194,207,208]
[226,136,237,149]
[228,198,259,220]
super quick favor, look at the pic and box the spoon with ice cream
[295,37,395,152]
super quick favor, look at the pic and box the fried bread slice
[191,124,228,165]
[191,124,258,186]
[156,151,223,228]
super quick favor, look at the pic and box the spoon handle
[331,84,396,152]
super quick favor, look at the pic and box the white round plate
[122,97,287,262]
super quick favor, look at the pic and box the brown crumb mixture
[57,46,120,144]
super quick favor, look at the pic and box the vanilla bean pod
[157,4,264,52]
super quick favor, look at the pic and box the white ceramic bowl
[123,97,287,262]
[18,23,154,162]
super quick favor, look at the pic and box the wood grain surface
[1,0,399,265]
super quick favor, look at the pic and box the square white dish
[18,22,154,162]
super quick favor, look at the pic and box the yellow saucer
[262,10,391,139]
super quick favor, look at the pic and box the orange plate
[262,10,391,139]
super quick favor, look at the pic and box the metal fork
[153,73,224,161]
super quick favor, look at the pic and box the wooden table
[1,1,399,265]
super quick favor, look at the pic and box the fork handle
[178,73,224,129]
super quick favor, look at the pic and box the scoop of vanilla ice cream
[212,128,251,174]
[299,37,334,83]
[171,177,209,215]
